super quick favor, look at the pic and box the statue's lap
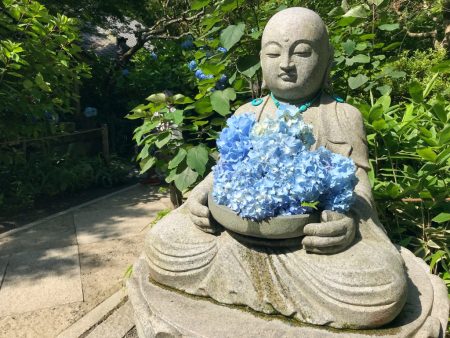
[144,205,408,329]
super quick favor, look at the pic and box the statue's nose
[280,55,294,71]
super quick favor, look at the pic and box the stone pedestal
[127,246,448,338]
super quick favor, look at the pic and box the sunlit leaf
[220,23,245,50]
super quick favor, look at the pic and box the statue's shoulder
[321,94,365,132]
[336,101,364,122]
[233,96,270,116]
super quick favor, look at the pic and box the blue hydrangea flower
[188,60,197,71]
[181,39,194,49]
[194,69,214,80]
[218,74,228,83]
[213,107,358,221]
[217,47,227,53]
[150,52,157,60]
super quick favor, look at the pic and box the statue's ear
[261,78,267,90]
[322,44,334,90]
[259,50,267,90]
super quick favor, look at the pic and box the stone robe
[143,94,408,329]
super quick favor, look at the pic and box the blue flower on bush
[121,68,130,76]
[194,69,214,80]
[212,107,358,220]
[188,60,197,71]
[217,47,227,53]
[150,51,157,60]
[218,74,227,83]
[181,39,194,49]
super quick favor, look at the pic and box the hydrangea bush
[212,105,358,221]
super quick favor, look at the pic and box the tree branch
[405,30,437,38]
[117,9,203,66]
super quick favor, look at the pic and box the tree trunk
[169,182,183,208]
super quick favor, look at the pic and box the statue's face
[261,8,331,101]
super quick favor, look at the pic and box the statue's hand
[302,210,356,254]
[187,189,217,234]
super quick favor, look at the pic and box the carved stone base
[127,247,448,338]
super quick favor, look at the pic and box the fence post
[101,124,110,163]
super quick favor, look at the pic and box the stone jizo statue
[128,7,448,337]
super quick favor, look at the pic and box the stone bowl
[208,193,320,239]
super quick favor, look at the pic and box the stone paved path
[0,184,170,338]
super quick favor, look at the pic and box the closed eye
[293,51,311,57]
[266,53,280,58]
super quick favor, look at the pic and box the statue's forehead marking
[284,37,289,42]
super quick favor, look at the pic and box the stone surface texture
[128,247,448,337]
[128,6,449,336]
[0,184,169,338]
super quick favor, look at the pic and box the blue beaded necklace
[251,92,345,112]
[269,91,322,113]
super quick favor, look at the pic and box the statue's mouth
[279,72,297,82]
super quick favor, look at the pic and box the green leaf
[202,63,225,75]
[346,54,370,66]
[137,143,150,161]
[168,148,187,170]
[429,250,446,271]
[191,0,210,10]
[338,16,356,27]
[139,156,156,174]
[369,104,384,122]
[423,73,439,99]
[301,201,319,209]
[165,169,177,183]
[342,40,356,55]
[194,97,213,114]
[165,109,184,124]
[220,23,245,50]
[210,90,230,116]
[359,33,376,40]
[23,79,33,90]
[146,93,166,103]
[367,0,385,5]
[343,5,369,18]
[221,0,241,12]
[378,23,400,31]
[155,132,171,148]
[236,55,261,78]
[382,42,401,51]
[174,167,199,192]
[439,125,450,146]
[172,94,194,104]
[187,145,209,176]
[376,85,392,96]
[431,60,450,73]
[416,148,437,162]
[408,81,423,103]
[35,72,51,92]
[348,74,369,89]
[223,87,236,101]
[432,213,450,223]
[431,101,447,123]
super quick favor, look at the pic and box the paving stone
[0,214,76,256]
[74,197,167,245]
[0,245,83,317]
[0,256,8,288]
[86,300,134,338]
[79,185,166,211]
[78,235,145,303]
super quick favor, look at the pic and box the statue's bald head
[260,8,332,101]
[262,8,329,47]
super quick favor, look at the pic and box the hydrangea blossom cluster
[187,60,228,88]
[213,105,357,221]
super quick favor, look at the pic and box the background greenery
[1,0,449,304]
